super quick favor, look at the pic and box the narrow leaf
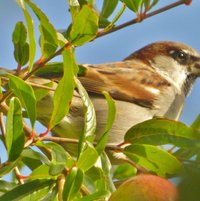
[68,0,80,21]
[100,152,116,193]
[149,0,159,10]
[12,21,29,66]
[12,21,27,45]
[120,0,143,12]
[26,0,58,58]
[6,97,25,161]
[0,179,55,201]
[77,142,98,171]
[39,25,58,58]
[103,2,126,31]
[49,48,75,129]
[75,77,96,156]
[96,91,116,154]
[35,62,63,78]
[100,0,118,18]
[16,0,36,71]
[9,74,36,127]
[69,5,98,46]
[63,167,83,201]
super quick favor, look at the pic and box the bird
[1,41,200,149]
[34,41,200,147]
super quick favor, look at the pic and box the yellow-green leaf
[49,49,75,129]
[6,97,25,161]
[16,0,36,71]
[9,74,36,127]
[69,5,98,46]
[26,0,58,58]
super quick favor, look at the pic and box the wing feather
[79,61,171,108]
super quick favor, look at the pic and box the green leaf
[120,0,142,12]
[9,74,36,127]
[35,141,75,175]
[12,21,29,66]
[32,79,54,101]
[26,0,58,58]
[178,164,200,201]
[41,185,58,201]
[14,43,29,67]
[57,32,69,47]
[80,190,108,201]
[39,25,58,58]
[144,0,159,11]
[80,159,113,200]
[191,114,200,129]
[75,77,96,157]
[0,179,55,201]
[69,5,98,46]
[68,0,80,7]
[21,148,49,170]
[100,152,116,193]
[35,62,88,78]
[105,2,126,30]
[35,62,63,78]
[0,159,20,177]
[16,0,36,71]
[30,164,52,179]
[96,91,116,155]
[173,147,198,161]
[63,167,83,201]
[12,21,27,45]
[98,17,111,28]
[0,180,17,193]
[113,163,137,180]
[49,49,75,129]
[6,97,25,161]
[124,118,200,148]
[124,144,182,177]
[77,142,98,171]
[68,0,80,21]
[100,0,118,18]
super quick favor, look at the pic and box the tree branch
[96,0,192,38]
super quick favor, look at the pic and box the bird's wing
[79,60,171,108]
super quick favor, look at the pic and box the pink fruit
[109,174,178,201]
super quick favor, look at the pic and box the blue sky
[0,1,200,125]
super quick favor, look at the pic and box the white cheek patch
[152,56,188,93]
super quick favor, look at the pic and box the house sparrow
[1,41,200,147]
[35,41,200,146]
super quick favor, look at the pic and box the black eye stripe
[169,50,190,64]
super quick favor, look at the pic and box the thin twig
[57,174,65,201]
[41,136,81,144]
[96,0,191,38]
[14,167,25,184]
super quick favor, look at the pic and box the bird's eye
[169,50,189,64]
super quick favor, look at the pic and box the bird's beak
[191,56,200,76]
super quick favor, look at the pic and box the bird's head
[125,41,200,93]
